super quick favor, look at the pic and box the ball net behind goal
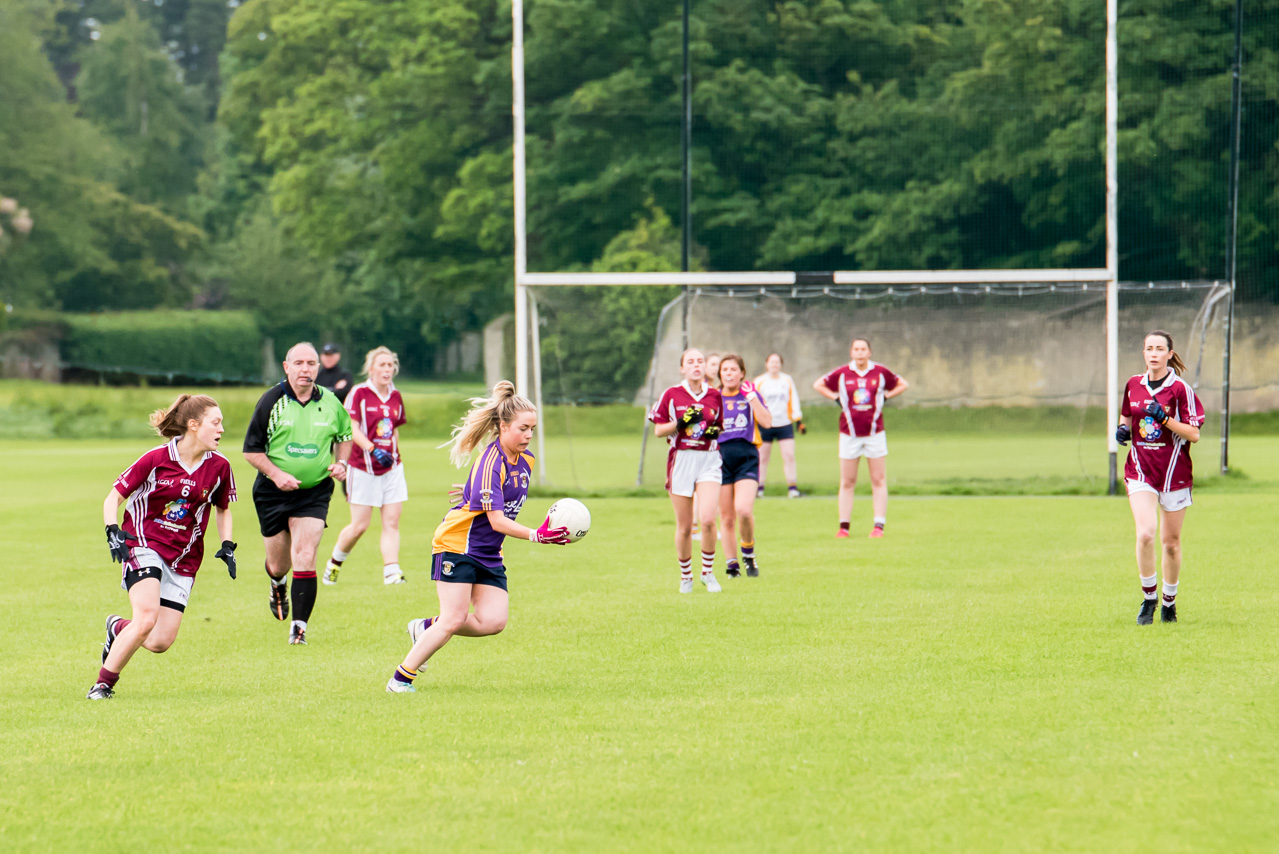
[527,280,1227,496]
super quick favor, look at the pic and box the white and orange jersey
[753,372,804,428]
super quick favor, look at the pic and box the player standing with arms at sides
[755,352,805,499]
[815,338,909,539]
[88,395,237,699]
[386,382,570,693]
[717,355,772,578]
[325,347,409,586]
[243,342,353,645]
[650,349,726,593]
[1117,330,1205,625]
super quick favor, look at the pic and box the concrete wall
[639,293,1279,412]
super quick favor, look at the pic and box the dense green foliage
[62,310,263,381]
[3,439,1278,850]
[1,0,1276,389]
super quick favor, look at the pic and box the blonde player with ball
[386,382,570,693]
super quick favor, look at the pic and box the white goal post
[509,0,1122,491]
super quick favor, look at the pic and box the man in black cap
[317,343,355,404]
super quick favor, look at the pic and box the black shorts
[759,423,795,443]
[719,440,760,485]
[431,552,508,591]
[252,474,335,538]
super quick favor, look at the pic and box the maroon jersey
[1122,371,1205,491]
[345,381,407,475]
[113,439,237,576]
[649,381,724,451]
[821,362,900,437]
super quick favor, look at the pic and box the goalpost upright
[511,0,1124,493]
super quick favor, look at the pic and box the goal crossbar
[519,269,1112,288]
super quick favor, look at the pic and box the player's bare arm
[884,377,910,399]
[244,452,300,491]
[654,421,679,438]
[328,440,354,481]
[813,377,839,401]
[103,487,126,526]
[350,424,376,453]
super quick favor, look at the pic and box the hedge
[61,310,263,382]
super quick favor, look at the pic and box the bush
[62,311,263,382]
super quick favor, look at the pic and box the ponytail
[149,394,218,438]
[444,381,536,468]
[1146,330,1187,374]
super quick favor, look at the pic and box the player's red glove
[678,404,703,427]
[740,379,758,399]
[529,519,571,545]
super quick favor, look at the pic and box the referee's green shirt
[243,382,353,489]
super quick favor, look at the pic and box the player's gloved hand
[105,524,136,564]
[215,540,238,579]
[740,379,758,399]
[678,404,703,427]
[371,448,395,467]
[529,519,571,545]
[1115,424,1131,446]
[796,419,807,435]
[702,424,723,440]
[1143,401,1168,425]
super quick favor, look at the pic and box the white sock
[331,547,350,562]
[291,620,307,632]
[384,563,402,577]
[1162,581,1178,605]
[1141,574,1158,600]
[679,557,692,579]
[873,516,886,526]
[701,551,715,575]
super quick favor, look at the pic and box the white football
[547,498,591,543]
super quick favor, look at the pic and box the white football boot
[701,572,722,593]
[385,677,416,694]
[679,576,694,594]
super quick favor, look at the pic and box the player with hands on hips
[649,348,725,593]
[88,394,237,700]
[387,381,569,694]
[326,347,412,586]
[815,338,909,539]
[1119,330,1205,625]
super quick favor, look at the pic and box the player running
[325,347,409,586]
[386,382,570,693]
[717,355,772,578]
[754,353,805,498]
[88,394,237,699]
[244,342,353,646]
[1117,330,1205,625]
[815,338,910,539]
[650,348,725,593]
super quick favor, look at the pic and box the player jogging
[650,348,725,593]
[325,347,409,586]
[815,338,910,538]
[88,394,237,699]
[1117,330,1204,625]
[244,342,353,645]
[755,353,805,498]
[717,355,772,578]
[386,382,570,693]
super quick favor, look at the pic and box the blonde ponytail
[444,380,536,468]
[149,394,218,438]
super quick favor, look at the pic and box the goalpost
[509,0,1125,492]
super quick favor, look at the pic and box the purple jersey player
[1116,330,1205,625]
[715,355,772,580]
[88,394,238,700]
[385,381,570,694]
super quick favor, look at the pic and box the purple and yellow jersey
[431,440,534,567]
[718,389,761,445]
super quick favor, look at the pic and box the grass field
[2,433,1278,852]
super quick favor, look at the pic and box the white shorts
[121,546,195,610]
[1126,479,1193,512]
[668,449,723,497]
[839,431,888,460]
[347,464,409,507]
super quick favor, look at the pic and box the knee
[132,611,159,636]
[149,637,174,654]
[1162,536,1181,556]
[720,514,736,532]
[349,519,370,536]
[735,507,754,527]
[1135,528,1157,549]
[870,474,886,488]
[382,516,399,532]
[435,614,466,635]
[675,520,692,538]
[482,616,507,636]
[840,476,857,490]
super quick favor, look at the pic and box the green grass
[1,439,1277,851]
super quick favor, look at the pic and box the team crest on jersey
[480,488,493,505]
[374,417,394,439]
[1138,416,1162,441]
[163,498,190,522]
[688,422,706,439]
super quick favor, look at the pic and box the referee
[243,342,353,645]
